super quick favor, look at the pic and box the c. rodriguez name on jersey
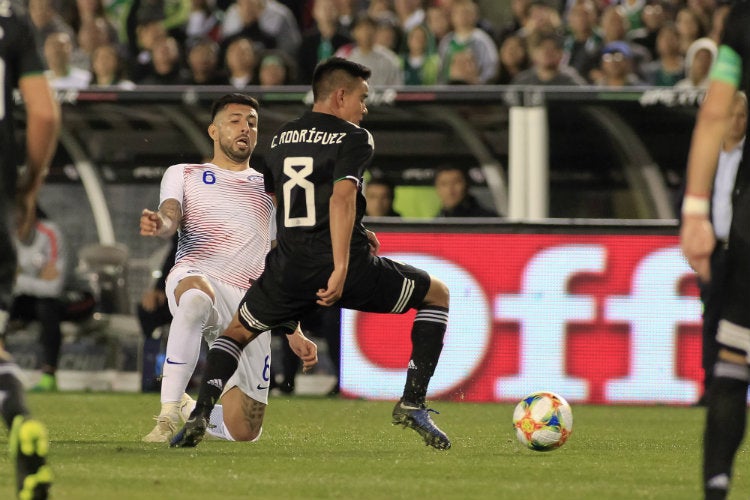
[270,128,347,148]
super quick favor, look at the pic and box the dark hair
[312,57,372,102]
[435,165,469,184]
[366,177,395,201]
[210,93,260,121]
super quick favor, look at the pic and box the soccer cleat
[30,374,57,393]
[9,415,53,500]
[392,400,451,450]
[179,393,196,422]
[170,414,208,448]
[142,414,179,443]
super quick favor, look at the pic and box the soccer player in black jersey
[0,0,60,498]
[172,57,452,450]
[681,1,750,498]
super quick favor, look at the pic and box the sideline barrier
[341,221,700,405]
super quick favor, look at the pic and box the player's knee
[423,277,449,308]
[177,289,213,323]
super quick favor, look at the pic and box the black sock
[193,336,244,418]
[402,306,448,406]
[704,375,748,498]
[0,356,30,429]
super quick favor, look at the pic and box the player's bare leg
[392,275,452,450]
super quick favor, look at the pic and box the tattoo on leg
[242,397,265,435]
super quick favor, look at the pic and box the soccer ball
[512,391,573,451]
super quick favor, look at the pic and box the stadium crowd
[28,0,733,90]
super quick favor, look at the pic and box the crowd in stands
[27,0,733,90]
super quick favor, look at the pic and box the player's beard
[220,137,253,164]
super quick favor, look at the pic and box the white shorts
[166,264,272,404]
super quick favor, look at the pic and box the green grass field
[0,393,746,499]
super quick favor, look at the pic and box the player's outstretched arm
[287,326,318,373]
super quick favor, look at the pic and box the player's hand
[140,209,163,236]
[680,214,715,282]
[316,268,346,306]
[365,229,380,256]
[287,328,318,373]
[15,192,36,242]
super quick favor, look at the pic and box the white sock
[206,404,235,441]
[160,289,213,405]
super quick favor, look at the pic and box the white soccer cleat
[142,413,179,443]
[179,393,196,422]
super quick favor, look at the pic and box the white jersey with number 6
[159,162,275,289]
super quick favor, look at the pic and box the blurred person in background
[90,43,136,88]
[11,206,67,393]
[365,177,401,217]
[511,30,586,85]
[374,17,403,54]
[43,31,92,89]
[183,38,226,85]
[224,36,259,88]
[221,0,300,58]
[562,0,602,83]
[593,40,645,87]
[675,36,717,89]
[494,34,529,84]
[130,16,168,83]
[708,2,731,44]
[438,0,497,83]
[425,3,451,43]
[401,24,441,85]
[258,50,297,85]
[137,36,186,84]
[71,17,114,72]
[498,0,531,43]
[29,0,76,59]
[394,0,425,34]
[629,1,669,60]
[185,0,222,43]
[446,47,480,84]
[0,2,60,497]
[434,166,496,217]
[335,14,404,86]
[641,23,685,86]
[299,0,352,84]
[675,6,706,55]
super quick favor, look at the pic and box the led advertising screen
[340,231,702,405]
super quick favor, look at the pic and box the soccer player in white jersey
[140,93,318,443]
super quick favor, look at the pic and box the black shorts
[722,186,750,329]
[236,252,431,334]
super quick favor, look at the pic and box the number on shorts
[282,156,316,227]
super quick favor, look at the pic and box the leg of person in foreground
[171,320,316,447]
[391,276,451,450]
[143,278,215,442]
[0,348,53,499]
[703,321,749,500]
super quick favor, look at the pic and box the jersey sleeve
[159,164,186,208]
[711,3,750,87]
[16,13,46,78]
[333,128,374,185]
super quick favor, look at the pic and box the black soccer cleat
[392,400,451,450]
[169,414,208,448]
[10,415,53,499]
